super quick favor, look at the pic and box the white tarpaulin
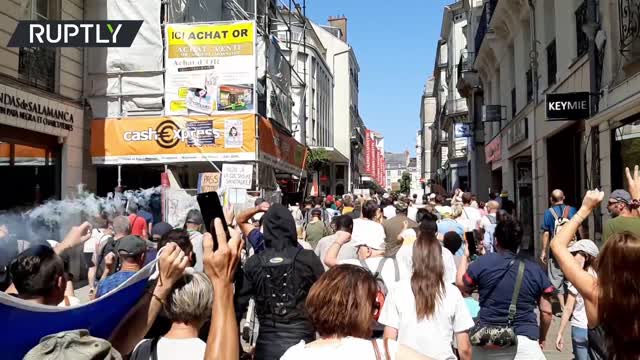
[86,0,164,118]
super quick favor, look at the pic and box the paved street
[543,314,573,360]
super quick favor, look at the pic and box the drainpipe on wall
[528,0,540,254]
[587,0,602,240]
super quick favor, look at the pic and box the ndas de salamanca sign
[546,92,590,121]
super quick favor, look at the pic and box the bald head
[550,189,565,204]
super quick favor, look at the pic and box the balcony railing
[576,1,588,58]
[458,50,474,79]
[18,47,55,92]
[619,0,640,51]
[474,0,498,55]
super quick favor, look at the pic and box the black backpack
[255,248,305,324]
[129,337,159,360]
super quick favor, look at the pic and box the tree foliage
[399,171,412,195]
[306,148,331,171]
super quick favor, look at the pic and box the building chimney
[328,15,347,42]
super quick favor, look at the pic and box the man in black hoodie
[235,204,324,360]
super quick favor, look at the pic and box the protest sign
[221,164,253,190]
[197,172,220,193]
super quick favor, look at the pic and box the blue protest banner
[0,261,156,359]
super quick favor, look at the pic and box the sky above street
[308,0,451,155]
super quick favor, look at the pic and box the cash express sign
[123,120,221,149]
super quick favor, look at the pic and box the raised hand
[257,201,270,213]
[223,203,235,225]
[626,165,640,200]
[56,222,93,254]
[203,218,243,285]
[581,189,605,211]
[157,242,189,291]
[334,230,352,245]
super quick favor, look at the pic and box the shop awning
[258,117,307,175]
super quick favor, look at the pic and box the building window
[547,39,557,87]
[19,0,56,92]
[575,1,588,58]
[526,68,533,103]
[511,87,516,117]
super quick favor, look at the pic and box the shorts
[83,252,95,267]
[548,256,565,294]
[473,335,545,359]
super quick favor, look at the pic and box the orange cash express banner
[91,114,256,165]
[258,117,307,173]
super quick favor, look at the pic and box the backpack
[129,337,159,360]
[550,206,575,241]
[359,257,399,326]
[95,235,117,280]
[482,215,498,254]
[256,248,306,323]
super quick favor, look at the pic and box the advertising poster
[91,114,256,164]
[165,21,255,116]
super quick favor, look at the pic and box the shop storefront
[0,82,85,210]
[611,117,640,190]
[91,115,306,196]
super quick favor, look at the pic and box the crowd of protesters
[1,166,640,359]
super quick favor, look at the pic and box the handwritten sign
[165,188,199,227]
[197,172,220,193]
[221,164,253,190]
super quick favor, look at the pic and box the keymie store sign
[546,92,590,121]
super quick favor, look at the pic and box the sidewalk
[542,313,573,360]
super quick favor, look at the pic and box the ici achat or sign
[546,92,590,121]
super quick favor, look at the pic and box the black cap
[254,198,267,206]
[151,222,173,239]
[311,208,322,217]
[117,235,147,256]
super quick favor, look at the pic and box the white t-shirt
[384,206,396,220]
[133,337,206,360]
[568,268,597,329]
[340,256,408,285]
[379,281,474,360]
[395,244,457,285]
[83,229,104,253]
[479,213,497,230]
[459,206,482,232]
[351,218,386,248]
[282,337,399,360]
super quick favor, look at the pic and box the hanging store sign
[482,105,504,122]
[454,123,472,138]
[507,117,528,148]
[0,84,78,134]
[90,114,256,164]
[546,92,590,120]
[485,136,502,163]
[164,21,256,116]
[258,117,307,174]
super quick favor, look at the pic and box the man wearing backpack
[540,189,577,315]
[479,200,500,254]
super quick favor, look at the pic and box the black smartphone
[465,231,478,257]
[196,191,229,250]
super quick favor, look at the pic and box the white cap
[382,193,390,199]
[568,239,599,257]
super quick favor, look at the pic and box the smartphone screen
[196,191,229,250]
[465,231,477,257]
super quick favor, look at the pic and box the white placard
[221,163,253,190]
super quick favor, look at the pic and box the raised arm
[236,202,270,237]
[204,219,243,360]
[54,222,92,256]
[550,190,602,325]
[323,231,351,268]
[110,243,189,355]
